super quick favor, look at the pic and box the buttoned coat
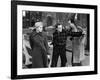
[29,30,49,68]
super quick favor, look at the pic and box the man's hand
[82,30,86,35]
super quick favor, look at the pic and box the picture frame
[11,0,98,79]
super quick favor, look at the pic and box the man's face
[37,25,43,32]
[57,25,63,32]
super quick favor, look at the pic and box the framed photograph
[11,0,97,79]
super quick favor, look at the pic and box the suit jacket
[52,29,83,46]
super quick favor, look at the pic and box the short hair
[55,23,62,28]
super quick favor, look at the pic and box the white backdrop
[0,0,99,80]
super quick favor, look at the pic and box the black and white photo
[11,1,97,79]
[22,11,89,68]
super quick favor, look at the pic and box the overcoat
[29,30,49,68]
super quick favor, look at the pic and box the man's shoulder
[42,31,47,36]
[62,29,68,34]
[62,29,66,32]
[53,30,58,34]
[30,30,37,37]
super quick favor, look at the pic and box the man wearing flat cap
[29,21,49,68]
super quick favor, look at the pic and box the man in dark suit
[51,23,83,67]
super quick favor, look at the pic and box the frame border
[11,1,98,79]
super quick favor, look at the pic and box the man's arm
[44,35,50,55]
[51,33,56,45]
[69,32,83,37]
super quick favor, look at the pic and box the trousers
[51,45,67,67]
